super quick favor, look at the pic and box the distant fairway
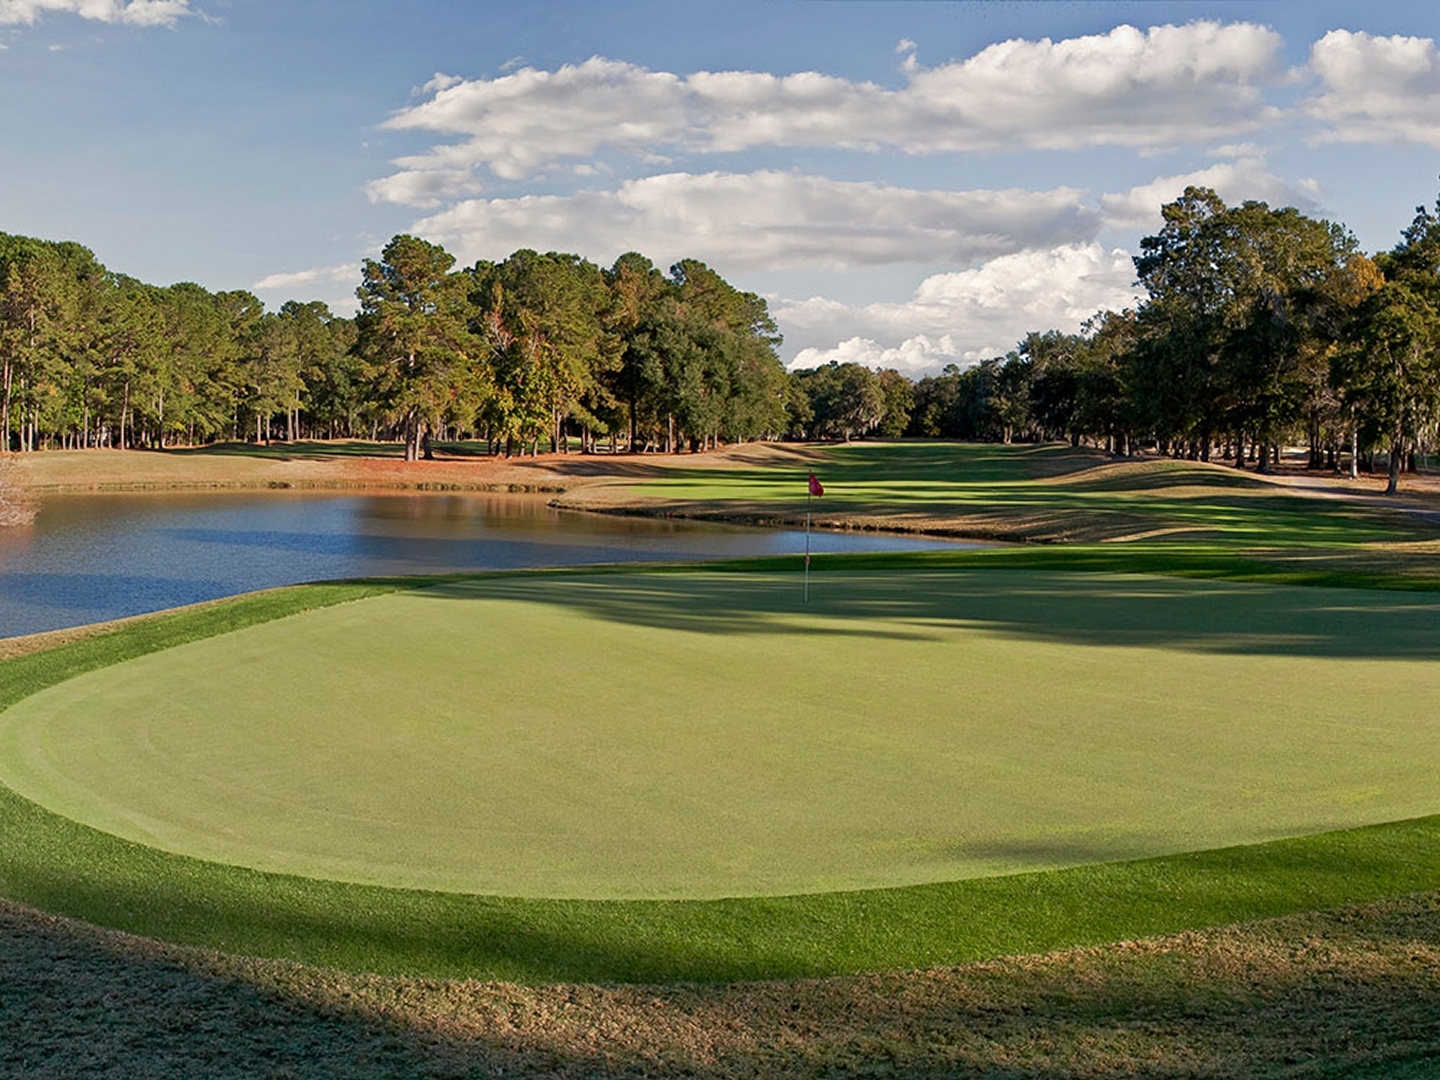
[5,567,1440,901]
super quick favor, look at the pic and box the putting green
[3,569,1440,900]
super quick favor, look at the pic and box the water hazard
[0,490,977,639]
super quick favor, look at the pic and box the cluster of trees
[0,235,361,453]
[7,185,1440,494]
[357,239,788,461]
[799,186,1440,495]
[0,234,788,459]
[785,362,913,442]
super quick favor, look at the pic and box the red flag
[808,472,824,497]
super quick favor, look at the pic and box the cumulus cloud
[900,21,1282,151]
[1100,157,1322,230]
[371,21,1283,198]
[252,263,359,293]
[365,168,483,209]
[251,263,360,317]
[421,72,463,94]
[381,56,687,186]
[781,244,1144,376]
[790,334,967,376]
[0,0,191,26]
[411,171,1099,271]
[1304,29,1440,146]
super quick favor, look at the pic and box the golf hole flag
[804,472,822,601]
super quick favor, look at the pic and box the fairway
[5,568,1440,900]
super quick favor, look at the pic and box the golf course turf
[3,441,1440,996]
[6,568,1440,905]
[1,554,1439,982]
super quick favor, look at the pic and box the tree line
[795,186,1440,495]
[0,234,789,460]
[5,185,1440,492]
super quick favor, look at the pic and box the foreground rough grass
[6,892,1439,1078]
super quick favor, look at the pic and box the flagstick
[804,489,811,603]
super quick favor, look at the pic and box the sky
[3,0,1439,376]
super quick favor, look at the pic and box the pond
[0,490,979,640]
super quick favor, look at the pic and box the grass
[181,437,576,461]
[3,552,1440,983]
[6,439,1440,1073]
[7,891,1440,1077]
[8,570,1440,901]
[183,438,411,459]
[623,441,1422,547]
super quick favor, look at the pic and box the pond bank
[10,439,1440,548]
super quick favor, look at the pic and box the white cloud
[365,168,483,209]
[790,334,966,376]
[380,56,688,186]
[371,21,1283,197]
[421,72,463,94]
[1305,29,1440,146]
[251,263,360,318]
[900,21,1282,153]
[411,171,1100,271]
[1100,157,1322,230]
[0,0,191,26]
[896,38,919,74]
[253,263,358,292]
[1206,142,1265,159]
[781,244,1143,376]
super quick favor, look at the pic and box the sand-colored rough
[5,892,1439,1078]
[7,443,572,494]
[0,456,33,526]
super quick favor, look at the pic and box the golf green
[3,568,1440,900]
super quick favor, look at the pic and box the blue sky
[4,0,1439,374]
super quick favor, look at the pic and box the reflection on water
[0,490,976,639]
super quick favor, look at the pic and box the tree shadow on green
[423,567,1440,660]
